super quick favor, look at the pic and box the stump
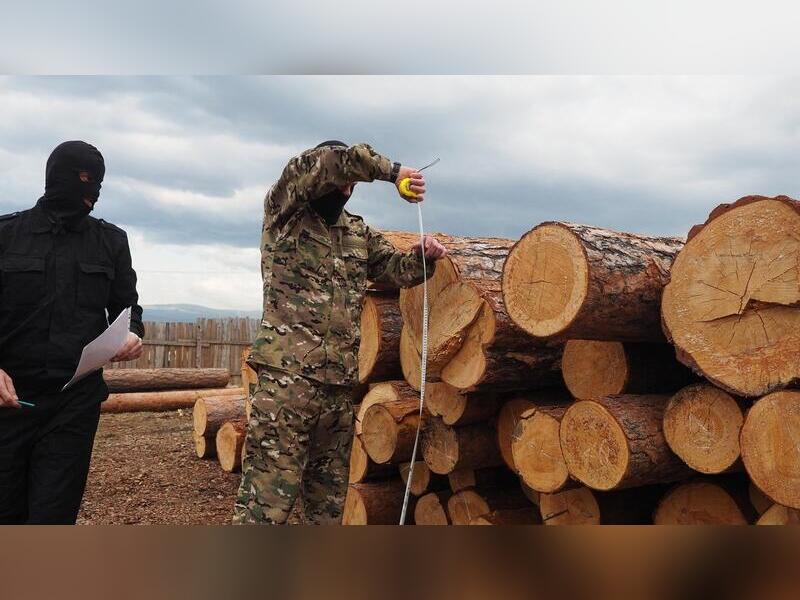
[740,390,800,509]
[662,383,745,474]
[662,195,800,397]
[560,395,693,490]
[502,222,683,342]
[358,292,403,384]
[654,481,748,525]
[561,340,694,400]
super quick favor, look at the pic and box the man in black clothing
[0,141,144,524]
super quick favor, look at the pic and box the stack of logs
[188,351,255,473]
[344,195,800,525]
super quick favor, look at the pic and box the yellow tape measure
[398,177,418,199]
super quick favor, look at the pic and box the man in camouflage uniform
[234,141,447,524]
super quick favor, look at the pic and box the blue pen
[18,400,35,408]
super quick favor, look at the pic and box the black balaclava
[309,140,349,225]
[39,141,105,228]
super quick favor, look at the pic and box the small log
[560,395,694,490]
[399,462,448,497]
[356,381,413,435]
[539,487,600,525]
[654,481,748,525]
[662,195,800,397]
[193,432,215,459]
[447,466,520,494]
[358,292,403,384]
[361,396,424,465]
[349,435,396,484]
[740,390,800,509]
[414,490,453,525]
[562,340,694,400]
[101,387,243,413]
[103,367,231,393]
[662,383,745,474]
[216,420,246,473]
[342,480,408,525]
[426,383,502,426]
[502,222,683,342]
[193,395,246,437]
[512,405,576,493]
[757,504,800,525]
[447,487,531,525]
[422,418,503,475]
[469,508,541,525]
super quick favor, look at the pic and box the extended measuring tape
[397,158,439,525]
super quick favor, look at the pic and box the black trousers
[0,374,106,524]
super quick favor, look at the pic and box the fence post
[195,320,202,368]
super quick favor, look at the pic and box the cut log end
[361,404,402,464]
[562,340,629,399]
[421,418,459,475]
[741,390,800,510]
[358,295,381,384]
[539,487,600,525]
[399,462,432,497]
[216,421,246,473]
[654,482,748,525]
[503,223,588,339]
[756,504,800,525]
[662,196,800,397]
[559,400,629,491]
[497,398,536,472]
[193,433,215,459]
[663,384,743,474]
[447,490,491,526]
[414,491,451,525]
[513,408,570,493]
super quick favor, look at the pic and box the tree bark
[562,340,694,400]
[193,395,246,437]
[358,292,403,384]
[559,395,694,490]
[503,222,683,342]
[662,195,800,397]
[103,368,230,392]
[101,387,244,413]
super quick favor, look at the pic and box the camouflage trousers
[232,366,355,525]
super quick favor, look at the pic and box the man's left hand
[112,332,143,363]
[413,235,448,260]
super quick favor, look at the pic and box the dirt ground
[77,410,243,525]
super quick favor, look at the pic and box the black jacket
[0,203,144,393]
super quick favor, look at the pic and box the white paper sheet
[62,307,132,391]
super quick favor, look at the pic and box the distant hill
[142,304,261,323]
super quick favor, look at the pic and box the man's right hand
[395,166,426,203]
[0,369,20,409]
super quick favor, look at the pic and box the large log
[561,340,694,400]
[396,232,563,393]
[349,435,396,483]
[559,395,694,490]
[342,480,408,525]
[662,383,745,474]
[740,390,800,509]
[447,487,531,525]
[422,418,503,475]
[414,490,452,525]
[360,382,425,464]
[399,461,448,497]
[103,368,230,392]
[502,222,684,342]
[216,420,246,473]
[512,405,576,493]
[193,395,246,437]
[101,387,243,413]
[653,481,748,525]
[358,292,403,384]
[662,196,800,397]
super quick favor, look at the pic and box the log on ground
[101,387,244,413]
[193,432,216,459]
[502,222,683,342]
[661,195,800,397]
[559,395,694,490]
[216,420,246,473]
[193,395,246,437]
[103,367,231,393]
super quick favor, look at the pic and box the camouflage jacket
[249,143,435,386]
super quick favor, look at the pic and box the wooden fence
[106,318,259,386]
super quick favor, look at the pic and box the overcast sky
[0,76,797,311]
